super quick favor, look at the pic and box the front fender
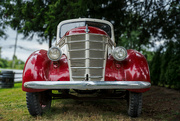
[105,49,150,93]
[22,50,70,92]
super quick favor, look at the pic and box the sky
[0,27,49,62]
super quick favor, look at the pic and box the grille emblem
[85,24,89,33]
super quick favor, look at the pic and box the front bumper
[24,81,151,90]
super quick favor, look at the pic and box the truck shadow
[48,99,128,117]
[42,86,180,120]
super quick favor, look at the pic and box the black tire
[26,91,52,116]
[127,91,142,117]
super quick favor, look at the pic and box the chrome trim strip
[69,49,86,52]
[24,81,151,90]
[85,33,90,80]
[70,58,105,60]
[72,76,87,78]
[89,49,105,51]
[66,40,108,44]
[67,40,86,43]
[72,76,103,78]
[71,67,103,69]
[69,49,105,52]
[89,76,103,78]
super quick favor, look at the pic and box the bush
[150,41,180,89]
[0,58,8,68]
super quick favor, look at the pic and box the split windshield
[60,21,111,38]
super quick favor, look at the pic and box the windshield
[60,21,111,38]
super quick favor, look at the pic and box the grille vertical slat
[67,34,107,81]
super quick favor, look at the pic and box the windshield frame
[56,18,115,42]
[59,21,112,38]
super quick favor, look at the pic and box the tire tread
[128,92,142,117]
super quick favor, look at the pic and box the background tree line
[0,56,25,69]
[0,0,179,88]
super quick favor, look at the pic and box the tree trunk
[12,31,18,68]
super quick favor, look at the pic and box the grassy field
[0,83,179,121]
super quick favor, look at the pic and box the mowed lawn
[0,83,179,121]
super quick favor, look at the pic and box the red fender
[105,49,150,93]
[22,50,70,92]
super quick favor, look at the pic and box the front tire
[127,91,142,117]
[26,91,52,116]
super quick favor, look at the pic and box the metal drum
[0,71,14,88]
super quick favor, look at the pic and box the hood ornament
[85,24,89,33]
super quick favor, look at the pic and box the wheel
[127,91,142,117]
[26,90,52,116]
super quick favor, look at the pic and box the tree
[0,58,8,68]
[2,0,51,47]
[160,41,174,86]
[166,58,180,89]
[0,1,7,40]
[150,40,180,89]
[164,41,180,89]
[2,0,179,49]
[150,46,163,85]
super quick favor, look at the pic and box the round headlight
[47,47,62,61]
[112,46,127,61]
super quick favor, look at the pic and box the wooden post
[12,31,18,68]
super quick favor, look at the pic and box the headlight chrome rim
[47,46,62,61]
[112,46,127,61]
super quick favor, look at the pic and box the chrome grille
[66,34,108,81]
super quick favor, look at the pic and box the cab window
[60,21,111,38]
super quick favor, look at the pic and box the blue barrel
[0,71,14,88]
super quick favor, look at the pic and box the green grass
[0,83,30,120]
[0,83,132,121]
[0,83,133,121]
[1,83,179,121]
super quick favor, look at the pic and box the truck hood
[65,26,108,36]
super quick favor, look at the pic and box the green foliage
[1,0,179,48]
[164,41,180,89]
[0,56,24,69]
[119,29,151,51]
[166,59,180,89]
[0,1,7,39]
[150,41,180,89]
[150,47,163,85]
[10,58,25,69]
[0,58,8,68]
[160,41,174,86]
[142,50,154,62]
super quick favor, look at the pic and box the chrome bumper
[24,81,151,90]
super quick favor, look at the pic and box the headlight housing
[47,47,62,61]
[112,46,127,61]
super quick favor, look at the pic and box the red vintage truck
[22,18,151,117]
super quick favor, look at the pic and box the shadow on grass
[43,99,128,120]
[41,86,180,120]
